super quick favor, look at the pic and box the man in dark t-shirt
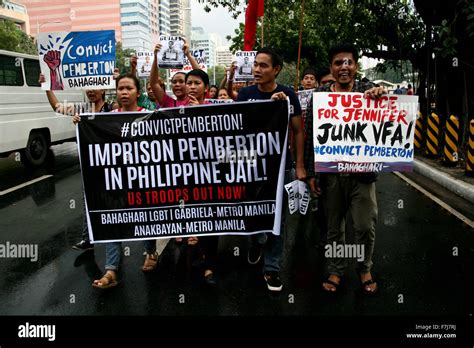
[237,47,306,292]
[237,81,301,107]
[304,42,386,295]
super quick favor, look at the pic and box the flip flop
[92,272,118,289]
[322,278,340,293]
[187,237,199,246]
[361,278,378,295]
[142,253,158,272]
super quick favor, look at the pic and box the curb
[413,159,474,204]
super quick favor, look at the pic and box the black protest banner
[78,100,289,243]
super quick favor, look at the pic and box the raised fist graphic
[43,50,64,90]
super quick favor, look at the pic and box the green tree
[203,0,474,147]
[276,62,298,87]
[115,41,136,74]
[207,65,226,86]
[364,59,415,84]
[205,0,425,74]
[0,19,37,54]
[414,0,474,147]
[203,0,427,101]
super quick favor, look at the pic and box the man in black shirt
[237,47,306,292]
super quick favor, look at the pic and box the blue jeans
[105,242,121,271]
[104,240,156,271]
[249,170,290,273]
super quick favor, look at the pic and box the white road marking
[394,172,474,229]
[0,175,53,196]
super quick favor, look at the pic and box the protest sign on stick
[158,35,184,69]
[38,30,115,90]
[234,51,256,82]
[312,93,418,173]
[137,51,154,78]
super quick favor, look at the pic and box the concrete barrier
[413,159,474,203]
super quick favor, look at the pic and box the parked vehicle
[0,49,84,166]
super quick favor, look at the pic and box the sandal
[142,253,158,272]
[361,278,378,295]
[92,271,118,289]
[322,275,341,293]
[187,237,199,246]
[204,269,216,285]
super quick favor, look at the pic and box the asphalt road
[0,143,472,343]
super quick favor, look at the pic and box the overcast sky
[190,0,244,45]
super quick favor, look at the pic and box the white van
[0,49,85,166]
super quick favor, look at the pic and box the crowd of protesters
[42,38,389,295]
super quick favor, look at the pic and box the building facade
[158,0,170,35]
[0,0,30,34]
[169,0,182,37]
[191,27,218,67]
[121,0,151,51]
[169,0,190,40]
[182,0,190,40]
[148,0,159,45]
[15,0,190,52]
[216,46,233,67]
[16,0,122,41]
